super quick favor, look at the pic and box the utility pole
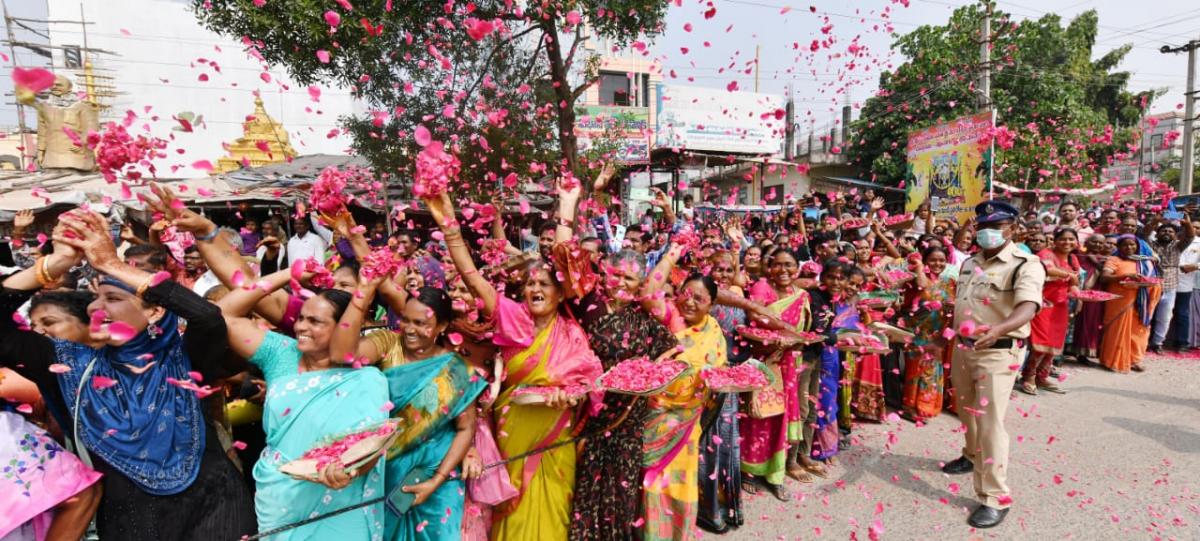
[2,0,29,171]
[981,1,995,199]
[1161,38,1198,195]
[754,45,761,93]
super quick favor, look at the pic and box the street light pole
[1161,39,1199,196]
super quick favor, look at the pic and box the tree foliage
[848,2,1156,189]
[191,0,668,200]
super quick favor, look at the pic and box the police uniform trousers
[949,341,1023,509]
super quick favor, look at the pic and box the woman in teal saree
[333,284,487,541]
[220,268,391,541]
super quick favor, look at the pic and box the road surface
[726,352,1200,540]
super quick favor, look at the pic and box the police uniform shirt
[953,241,1046,339]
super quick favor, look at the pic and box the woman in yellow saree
[642,273,727,541]
[422,192,602,541]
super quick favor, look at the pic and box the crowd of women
[2,173,1197,541]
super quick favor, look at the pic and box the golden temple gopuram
[215,96,298,173]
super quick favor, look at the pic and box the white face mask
[975,228,1007,250]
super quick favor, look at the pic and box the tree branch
[563,24,586,72]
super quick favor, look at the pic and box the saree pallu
[901,346,944,420]
[837,354,856,431]
[851,353,886,422]
[810,345,842,460]
[254,367,389,541]
[383,353,488,541]
[492,312,598,541]
[1073,260,1105,358]
[697,305,745,533]
[0,410,103,540]
[739,285,810,485]
[811,302,859,460]
[643,317,726,541]
[695,393,741,533]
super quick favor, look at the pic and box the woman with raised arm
[218,265,389,540]
[329,276,486,541]
[640,241,728,541]
[144,183,361,335]
[421,191,601,541]
[0,209,254,540]
[552,177,680,541]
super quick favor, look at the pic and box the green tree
[848,2,1155,189]
[192,0,668,197]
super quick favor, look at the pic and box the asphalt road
[724,352,1200,541]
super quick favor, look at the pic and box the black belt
[983,338,1024,350]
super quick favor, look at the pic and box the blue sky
[648,0,1198,136]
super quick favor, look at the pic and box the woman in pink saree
[423,192,602,541]
[740,248,813,501]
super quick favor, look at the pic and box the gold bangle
[34,257,62,288]
[33,257,50,286]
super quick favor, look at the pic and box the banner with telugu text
[904,113,992,224]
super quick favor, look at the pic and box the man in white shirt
[1170,231,1200,351]
[286,215,332,267]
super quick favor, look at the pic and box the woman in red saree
[1022,228,1080,394]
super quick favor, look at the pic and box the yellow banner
[904,113,992,224]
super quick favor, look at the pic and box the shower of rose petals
[413,141,460,199]
[191,160,214,172]
[308,166,351,215]
[307,85,321,102]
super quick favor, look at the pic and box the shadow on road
[809,446,977,509]
[1071,385,1200,411]
[1103,417,1200,454]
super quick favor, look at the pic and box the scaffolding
[2,1,120,170]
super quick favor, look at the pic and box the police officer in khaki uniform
[941,200,1046,528]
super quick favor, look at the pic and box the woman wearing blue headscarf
[0,210,255,540]
[1099,234,1162,373]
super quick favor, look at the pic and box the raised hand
[146,183,213,235]
[13,209,34,233]
[593,162,618,192]
[56,210,120,270]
